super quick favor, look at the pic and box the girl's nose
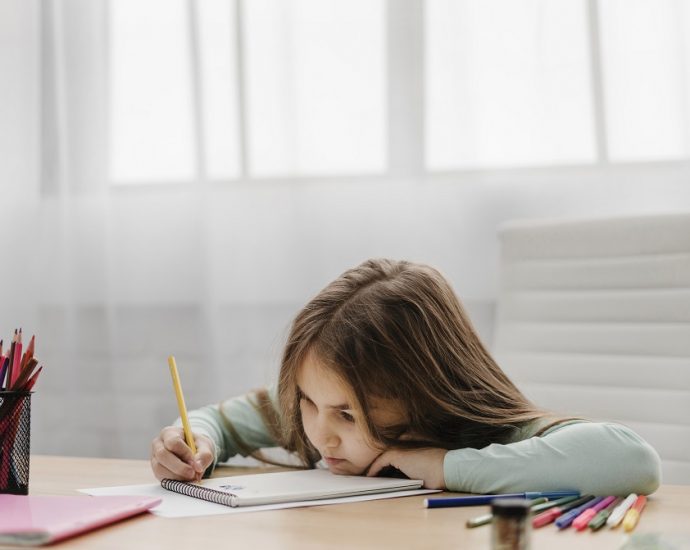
[324,431,341,449]
[315,418,341,450]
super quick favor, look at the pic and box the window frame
[87,0,690,190]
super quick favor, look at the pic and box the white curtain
[33,0,328,459]
[5,0,690,460]
[30,0,426,460]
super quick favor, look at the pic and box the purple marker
[555,496,606,529]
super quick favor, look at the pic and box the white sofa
[492,213,690,484]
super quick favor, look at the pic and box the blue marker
[424,490,581,509]
[554,496,604,529]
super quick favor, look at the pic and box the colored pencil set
[460,491,647,533]
[0,329,43,392]
[0,329,43,494]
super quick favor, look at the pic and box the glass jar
[491,498,531,550]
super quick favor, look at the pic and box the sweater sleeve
[443,421,661,496]
[175,386,280,470]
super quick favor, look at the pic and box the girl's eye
[297,390,313,406]
[339,411,355,423]
[299,396,315,408]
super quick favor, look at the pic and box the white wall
[0,0,40,333]
[0,0,38,202]
[2,0,690,460]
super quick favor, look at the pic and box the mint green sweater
[184,390,661,496]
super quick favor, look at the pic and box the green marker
[588,497,623,531]
[530,494,580,514]
[466,497,550,528]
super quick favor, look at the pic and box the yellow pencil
[167,355,197,455]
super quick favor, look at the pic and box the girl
[151,259,661,495]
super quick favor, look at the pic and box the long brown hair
[272,258,552,467]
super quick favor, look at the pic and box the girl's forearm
[443,422,661,496]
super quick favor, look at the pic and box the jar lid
[491,498,531,518]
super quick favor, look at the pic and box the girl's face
[297,351,406,475]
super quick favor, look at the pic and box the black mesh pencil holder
[0,391,32,495]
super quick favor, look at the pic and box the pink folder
[0,494,161,546]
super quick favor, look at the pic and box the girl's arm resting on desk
[367,448,447,489]
[443,422,662,496]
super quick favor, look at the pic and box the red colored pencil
[25,365,43,391]
[20,334,35,372]
[12,358,38,391]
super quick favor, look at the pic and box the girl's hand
[150,426,215,482]
[366,447,448,489]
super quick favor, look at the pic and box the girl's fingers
[150,456,183,481]
[150,427,216,481]
[150,428,197,479]
[161,427,195,462]
[151,438,196,479]
[193,434,216,474]
[366,451,392,477]
[368,448,448,489]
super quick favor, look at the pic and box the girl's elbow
[632,443,662,495]
[605,423,662,495]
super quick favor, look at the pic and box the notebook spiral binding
[161,479,239,507]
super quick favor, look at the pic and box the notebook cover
[163,468,423,507]
[0,494,161,546]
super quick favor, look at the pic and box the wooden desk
[15,455,690,549]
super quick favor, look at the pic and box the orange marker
[622,495,647,532]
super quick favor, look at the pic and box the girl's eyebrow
[296,385,351,410]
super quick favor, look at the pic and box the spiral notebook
[161,468,424,507]
[0,494,161,546]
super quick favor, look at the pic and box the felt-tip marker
[622,495,647,532]
[607,493,638,528]
[532,495,595,528]
[572,496,616,531]
[425,490,580,509]
[588,497,623,531]
[555,496,606,529]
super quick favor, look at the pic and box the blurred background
[1,0,689,461]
